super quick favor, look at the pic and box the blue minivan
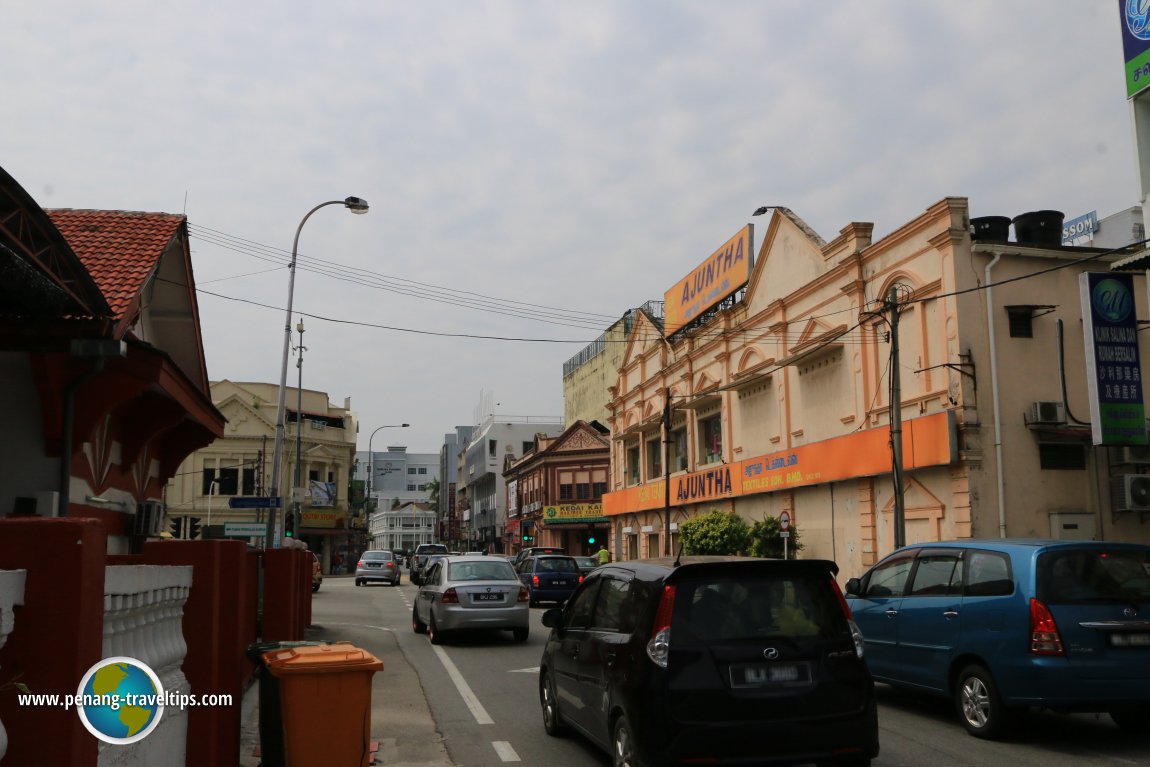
[845,539,1150,738]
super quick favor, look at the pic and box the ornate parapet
[0,569,27,761]
[99,565,192,767]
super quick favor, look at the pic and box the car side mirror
[845,577,863,597]
[541,607,564,629]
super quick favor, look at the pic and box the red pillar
[142,539,251,767]
[0,518,106,767]
[262,549,301,642]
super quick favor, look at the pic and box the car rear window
[673,573,846,642]
[362,551,391,561]
[418,545,448,554]
[450,561,516,581]
[1038,548,1150,604]
[537,557,578,573]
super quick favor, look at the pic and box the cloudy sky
[2,2,1138,453]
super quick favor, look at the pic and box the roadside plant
[679,510,751,555]
[748,515,803,559]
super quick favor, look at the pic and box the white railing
[0,569,27,762]
[99,565,192,767]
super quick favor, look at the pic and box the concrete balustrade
[0,569,27,762]
[98,565,192,767]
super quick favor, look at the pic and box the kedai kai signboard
[1121,0,1150,98]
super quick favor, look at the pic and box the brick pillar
[0,518,106,767]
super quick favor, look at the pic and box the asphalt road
[313,575,1150,767]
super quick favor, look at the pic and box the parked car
[513,546,566,565]
[311,552,323,593]
[410,543,449,585]
[355,550,402,587]
[516,554,583,606]
[412,555,530,644]
[572,555,599,577]
[539,556,877,766]
[845,539,1150,738]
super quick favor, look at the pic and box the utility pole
[293,319,306,540]
[886,286,906,549]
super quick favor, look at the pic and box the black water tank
[970,216,1011,242]
[1012,210,1064,246]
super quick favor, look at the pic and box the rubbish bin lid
[264,642,383,676]
[245,639,330,663]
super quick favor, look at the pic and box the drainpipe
[985,252,1007,538]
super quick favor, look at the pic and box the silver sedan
[412,555,530,644]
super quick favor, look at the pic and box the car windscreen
[1037,548,1150,604]
[537,557,578,573]
[449,561,517,581]
[362,551,391,561]
[672,573,846,642]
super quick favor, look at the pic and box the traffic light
[522,533,533,542]
[284,515,295,538]
[169,517,184,539]
[188,516,202,540]
[588,535,597,545]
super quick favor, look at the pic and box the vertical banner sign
[1080,272,1148,445]
[1120,0,1150,98]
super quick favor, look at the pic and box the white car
[412,556,530,644]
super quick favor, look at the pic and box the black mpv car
[539,557,878,767]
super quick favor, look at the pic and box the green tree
[679,510,751,555]
[748,515,803,559]
[427,477,441,506]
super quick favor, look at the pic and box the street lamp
[293,319,306,540]
[367,424,410,517]
[206,478,220,530]
[266,196,369,548]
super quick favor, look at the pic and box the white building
[369,501,437,553]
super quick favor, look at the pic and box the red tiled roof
[46,209,184,320]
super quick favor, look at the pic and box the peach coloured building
[604,199,1150,578]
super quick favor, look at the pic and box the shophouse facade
[369,501,436,552]
[165,379,358,573]
[605,199,1150,578]
[503,420,611,557]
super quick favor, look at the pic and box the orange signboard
[604,411,954,515]
[664,225,753,337]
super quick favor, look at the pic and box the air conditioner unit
[1112,474,1150,512]
[1120,445,1150,465]
[133,501,165,537]
[1029,401,1066,425]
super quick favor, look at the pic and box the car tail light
[646,584,676,668]
[518,586,529,602]
[1029,598,1064,655]
[386,562,395,569]
[532,575,540,587]
[830,576,866,659]
[357,560,365,568]
[441,587,460,604]
[578,575,584,583]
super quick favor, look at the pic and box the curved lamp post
[265,196,369,547]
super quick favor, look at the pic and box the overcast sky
[2,2,1138,454]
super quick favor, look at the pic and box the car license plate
[553,580,568,586]
[729,662,811,688]
[474,593,503,602]
[1110,632,1150,647]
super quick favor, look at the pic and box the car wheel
[529,596,538,608]
[412,604,427,634]
[512,626,529,643]
[312,583,320,593]
[1110,705,1150,732]
[428,614,443,645]
[612,714,639,767]
[355,579,362,587]
[955,664,1013,739]
[540,670,566,736]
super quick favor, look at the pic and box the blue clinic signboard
[1121,0,1150,98]
[1080,272,1148,445]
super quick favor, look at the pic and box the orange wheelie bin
[263,642,384,767]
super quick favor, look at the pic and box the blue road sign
[227,496,282,509]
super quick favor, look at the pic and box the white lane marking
[432,644,494,725]
[509,667,540,674]
[492,741,521,762]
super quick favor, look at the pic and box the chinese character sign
[1080,272,1148,445]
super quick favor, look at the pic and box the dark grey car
[539,557,878,766]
